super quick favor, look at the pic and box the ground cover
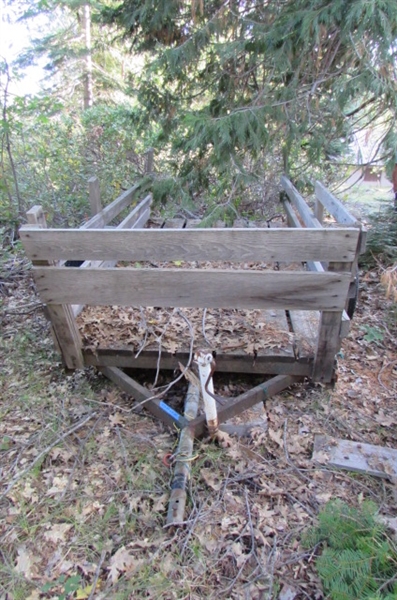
[1,209,396,599]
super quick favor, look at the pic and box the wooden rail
[21,176,363,386]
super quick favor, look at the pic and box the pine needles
[303,500,397,600]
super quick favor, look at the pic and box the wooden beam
[71,198,151,317]
[282,199,325,272]
[313,261,351,382]
[100,366,187,429]
[281,176,322,228]
[20,227,360,263]
[81,182,141,229]
[88,176,102,216]
[33,268,352,311]
[84,348,314,376]
[315,181,367,254]
[191,375,299,437]
[313,435,397,480]
[22,206,84,370]
[314,181,360,226]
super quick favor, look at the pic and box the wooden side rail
[20,228,359,264]
[31,268,352,311]
[21,187,152,368]
[314,181,367,254]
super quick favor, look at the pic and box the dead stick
[166,383,200,525]
[0,412,97,499]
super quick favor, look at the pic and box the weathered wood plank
[34,268,351,311]
[289,310,320,353]
[315,181,367,254]
[71,202,151,317]
[314,181,360,226]
[88,176,102,216]
[116,195,152,230]
[84,349,313,375]
[100,366,187,428]
[190,375,299,437]
[313,261,351,382]
[281,176,322,228]
[20,227,360,263]
[80,182,141,229]
[23,206,83,370]
[313,435,397,480]
[45,304,84,369]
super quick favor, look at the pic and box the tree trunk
[82,4,93,109]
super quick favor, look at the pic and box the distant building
[346,125,391,188]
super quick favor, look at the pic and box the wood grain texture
[313,435,397,480]
[88,176,102,216]
[81,182,142,228]
[20,227,360,263]
[314,181,359,226]
[84,348,313,375]
[23,206,83,369]
[190,374,299,436]
[281,176,322,228]
[313,260,351,382]
[71,206,151,316]
[34,268,351,310]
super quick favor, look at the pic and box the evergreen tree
[102,0,397,206]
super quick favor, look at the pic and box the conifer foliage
[103,0,397,202]
[304,500,397,600]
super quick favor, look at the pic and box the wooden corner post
[313,261,351,383]
[24,206,84,370]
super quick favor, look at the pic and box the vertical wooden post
[25,206,84,370]
[88,176,102,216]
[314,198,324,224]
[145,148,154,174]
[313,261,350,383]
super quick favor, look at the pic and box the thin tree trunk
[1,61,24,217]
[82,3,93,109]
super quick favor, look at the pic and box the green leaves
[304,500,397,600]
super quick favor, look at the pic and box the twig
[378,359,397,392]
[87,547,107,600]
[201,308,211,346]
[3,303,43,315]
[0,412,97,499]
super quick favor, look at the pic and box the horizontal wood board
[84,349,313,376]
[313,435,397,480]
[34,267,351,310]
[20,227,360,263]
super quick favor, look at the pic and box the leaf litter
[0,252,396,599]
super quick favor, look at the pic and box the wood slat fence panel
[20,227,360,263]
[33,267,351,311]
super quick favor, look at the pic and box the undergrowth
[304,500,397,600]
[360,208,397,270]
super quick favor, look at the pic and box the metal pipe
[166,383,200,525]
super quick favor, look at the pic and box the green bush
[303,500,397,600]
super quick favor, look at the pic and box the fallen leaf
[109,413,125,427]
[44,523,72,544]
[15,546,38,578]
[200,468,223,491]
[268,427,283,448]
[108,546,143,583]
